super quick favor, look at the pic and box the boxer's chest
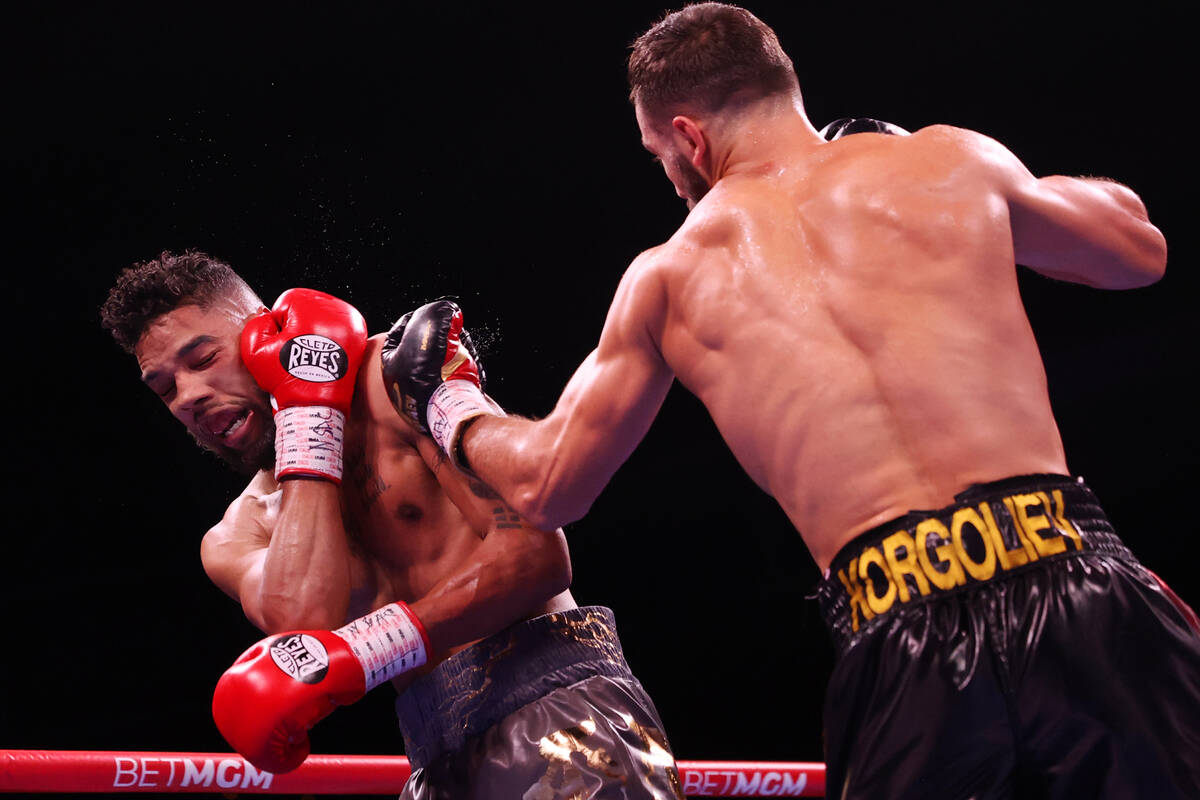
[338,411,477,601]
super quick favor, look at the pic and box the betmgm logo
[269,633,330,684]
[280,335,347,382]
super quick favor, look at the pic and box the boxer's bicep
[543,261,674,508]
[561,335,673,476]
[461,256,673,528]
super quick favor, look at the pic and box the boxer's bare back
[463,122,1164,571]
[644,125,1076,569]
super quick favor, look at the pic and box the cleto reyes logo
[269,633,330,684]
[280,335,347,382]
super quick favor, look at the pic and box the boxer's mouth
[204,408,250,441]
[222,411,250,440]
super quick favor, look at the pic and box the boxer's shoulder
[610,247,672,328]
[905,124,1017,173]
[647,198,753,286]
[822,123,989,168]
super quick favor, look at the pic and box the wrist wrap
[427,381,497,468]
[333,602,430,691]
[273,405,346,482]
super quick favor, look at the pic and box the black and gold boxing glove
[380,299,495,463]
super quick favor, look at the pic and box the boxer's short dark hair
[628,3,797,121]
[101,250,254,352]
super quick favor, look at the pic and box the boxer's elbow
[515,470,595,531]
[1123,221,1167,288]
[494,415,604,529]
[522,528,574,599]
[1083,224,1167,289]
[1089,183,1167,288]
[516,495,575,531]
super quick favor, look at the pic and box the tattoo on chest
[347,458,390,509]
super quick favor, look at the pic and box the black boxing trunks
[815,474,1200,799]
[395,605,683,800]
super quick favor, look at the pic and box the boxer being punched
[100,251,682,798]
[386,4,1200,798]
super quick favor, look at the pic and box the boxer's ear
[671,115,707,169]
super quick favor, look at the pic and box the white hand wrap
[333,602,430,692]
[427,381,499,465]
[273,405,346,482]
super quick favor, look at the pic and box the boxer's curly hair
[628,3,798,121]
[101,250,258,353]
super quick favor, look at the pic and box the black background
[4,1,1194,795]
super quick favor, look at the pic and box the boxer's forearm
[459,340,672,530]
[409,521,572,655]
[460,412,596,531]
[258,478,353,631]
[1011,175,1167,289]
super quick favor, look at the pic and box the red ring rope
[0,750,825,797]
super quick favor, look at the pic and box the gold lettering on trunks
[838,558,874,632]
[916,518,966,591]
[1012,492,1067,557]
[1044,490,1084,550]
[882,529,931,602]
[979,500,1027,569]
[833,485,1088,631]
[858,547,897,615]
[1002,496,1041,562]
[951,506,997,581]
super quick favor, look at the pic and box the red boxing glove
[240,289,368,483]
[212,602,430,774]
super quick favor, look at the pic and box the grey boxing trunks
[396,605,684,799]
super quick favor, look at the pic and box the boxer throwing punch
[101,253,683,799]
[385,4,1200,798]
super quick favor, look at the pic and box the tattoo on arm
[467,478,499,500]
[425,444,520,531]
[491,503,523,531]
[470,478,522,531]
